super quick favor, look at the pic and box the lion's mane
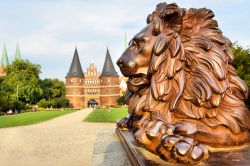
[131,3,250,134]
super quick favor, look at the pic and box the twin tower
[65,47,120,108]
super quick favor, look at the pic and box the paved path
[0,109,115,166]
[92,129,131,166]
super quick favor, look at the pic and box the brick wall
[100,76,120,107]
[0,65,6,77]
[65,71,121,108]
[66,76,84,108]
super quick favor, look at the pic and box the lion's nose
[128,61,136,68]
[117,58,124,68]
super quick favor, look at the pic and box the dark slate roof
[67,48,84,77]
[101,48,118,77]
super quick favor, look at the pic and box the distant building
[15,43,22,61]
[0,66,5,77]
[65,47,120,108]
[119,76,127,96]
[0,44,9,77]
[0,43,22,78]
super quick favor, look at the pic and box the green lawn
[84,107,128,123]
[0,110,76,128]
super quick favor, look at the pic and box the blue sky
[0,0,250,81]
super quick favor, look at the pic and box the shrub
[25,103,32,109]
[53,98,69,108]
[14,101,26,111]
[117,96,125,105]
[0,91,16,113]
[36,107,46,111]
[37,98,69,108]
[38,99,49,108]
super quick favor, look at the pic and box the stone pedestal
[116,128,250,166]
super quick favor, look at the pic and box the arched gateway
[88,99,98,108]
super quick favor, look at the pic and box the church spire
[67,47,84,77]
[1,44,9,67]
[15,42,21,60]
[101,47,118,77]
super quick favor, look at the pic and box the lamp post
[16,85,19,101]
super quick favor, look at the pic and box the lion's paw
[158,135,209,164]
[134,119,169,152]
[133,119,209,164]
[116,114,134,129]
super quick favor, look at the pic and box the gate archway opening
[88,99,98,108]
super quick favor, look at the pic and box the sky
[0,0,250,81]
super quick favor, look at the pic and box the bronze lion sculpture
[116,2,250,164]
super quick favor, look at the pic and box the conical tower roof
[67,47,84,77]
[15,43,21,60]
[1,44,9,67]
[101,48,118,77]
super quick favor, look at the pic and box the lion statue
[116,2,250,164]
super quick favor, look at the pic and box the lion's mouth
[126,74,149,93]
[120,67,137,77]
[127,75,149,86]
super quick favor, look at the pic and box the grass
[0,110,76,128]
[84,107,128,123]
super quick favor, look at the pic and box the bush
[37,99,49,108]
[117,96,125,105]
[14,101,26,111]
[36,107,46,111]
[0,91,16,113]
[37,98,69,108]
[25,103,32,109]
[53,98,69,108]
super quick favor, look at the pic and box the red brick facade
[0,65,6,78]
[65,76,85,108]
[100,76,120,107]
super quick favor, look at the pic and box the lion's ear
[159,3,183,31]
[160,4,182,18]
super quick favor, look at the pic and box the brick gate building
[65,47,120,108]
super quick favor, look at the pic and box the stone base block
[116,128,250,166]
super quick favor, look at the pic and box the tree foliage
[39,78,65,100]
[0,60,67,113]
[232,43,250,86]
[1,59,42,104]
[231,43,250,106]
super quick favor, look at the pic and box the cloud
[0,0,249,81]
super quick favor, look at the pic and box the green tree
[2,59,42,104]
[232,43,250,86]
[39,78,65,100]
[231,43,250,107]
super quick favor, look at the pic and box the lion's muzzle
[117,52,138,77]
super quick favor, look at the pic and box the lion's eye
[137,41,143,49]
[131,40,144,50]
[133,40,137,46]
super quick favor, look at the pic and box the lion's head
[117,3,250,134]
